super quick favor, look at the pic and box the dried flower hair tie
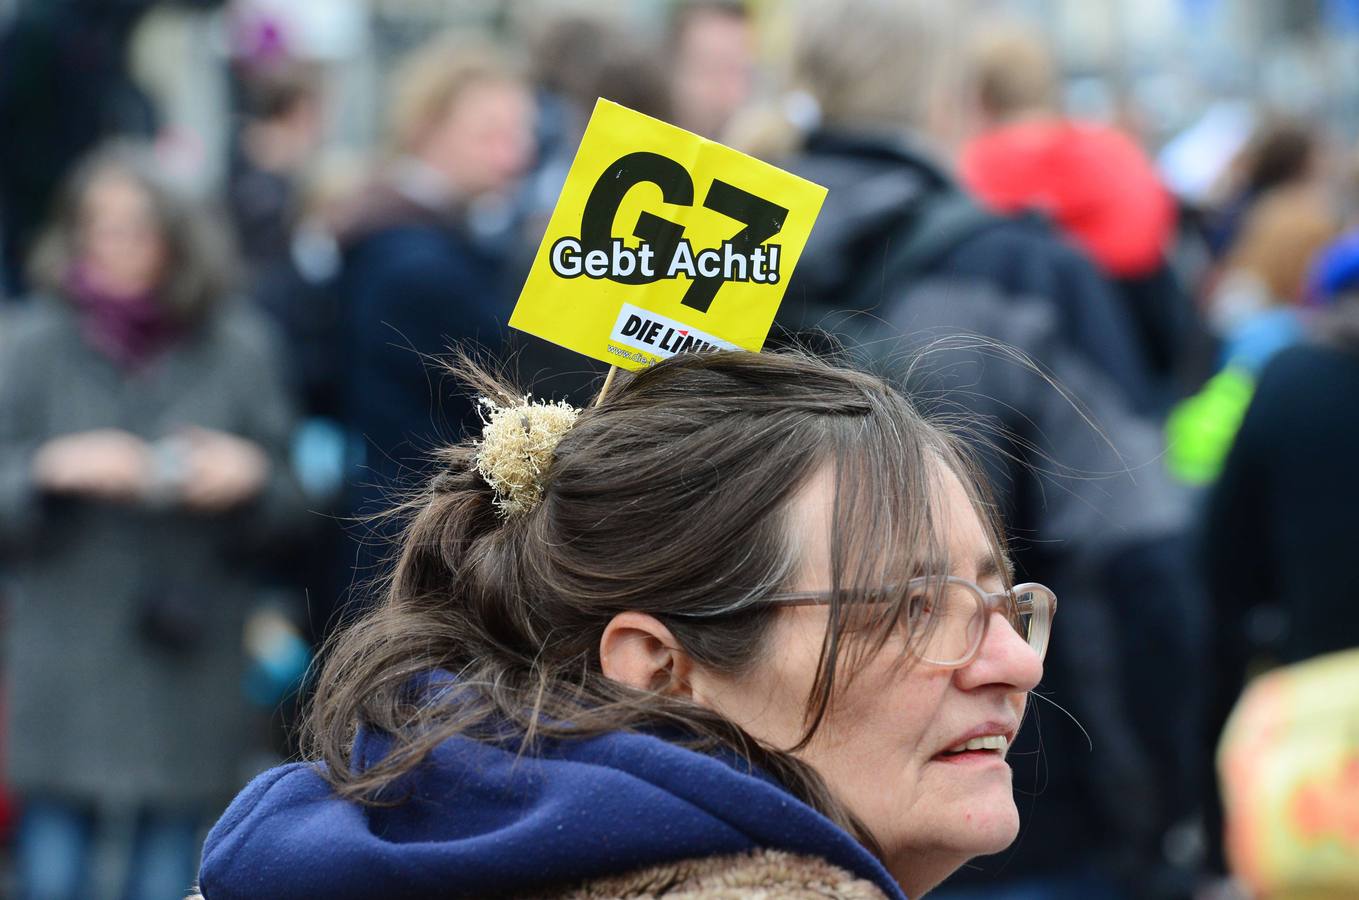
[474,396,580,518]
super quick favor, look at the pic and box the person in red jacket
[958,25,1195,407]
[958,26,1175,280]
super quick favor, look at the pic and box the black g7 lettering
[578,153,789,314]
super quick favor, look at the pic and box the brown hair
[27,141,233,322]
[1238,120,1320,196]
[239,60,323,121]
[1227,185,1338,304]
[667,0,750,50]
[527,12,672,122]
[306,349,1008,854]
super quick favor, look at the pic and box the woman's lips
[943,734,1010,754]
[932,722,1017,762]
[930,748,1009,765]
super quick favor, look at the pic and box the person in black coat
[332,36,534,620]
[739,2,1201,895]
[1200,290,1359,876]
[1204,318,1359,667]
[737,4,1155,417]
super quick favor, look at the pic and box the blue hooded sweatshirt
[198,715,907,898]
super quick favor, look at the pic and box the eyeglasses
[763,576,1056,668]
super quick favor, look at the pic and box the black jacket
[1204,341,1359,665]
[1199,340,1359,872]
[777,130,1200,891]
[781,130,1157,414]
[331,176,515,620]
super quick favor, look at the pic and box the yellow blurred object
[1218,648,1359,899]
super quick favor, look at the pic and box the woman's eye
[907,593,933,620]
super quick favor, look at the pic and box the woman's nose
[957,610,1044,693]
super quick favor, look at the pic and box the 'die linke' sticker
[509,99,827,371]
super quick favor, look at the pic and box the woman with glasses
[195,350,1055,900]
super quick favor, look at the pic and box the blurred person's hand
[31,429,153,502]
[178,427,269,513]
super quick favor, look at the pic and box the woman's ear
[599,612,695,698]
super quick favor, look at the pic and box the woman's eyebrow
[976,553,1015,583]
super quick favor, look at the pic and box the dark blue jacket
[197,711,905,898]
[333,183,514,612]
[340,217,509,492]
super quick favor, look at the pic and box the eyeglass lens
[912,582,1044,665]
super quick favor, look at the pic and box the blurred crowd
[2,0,1359,898]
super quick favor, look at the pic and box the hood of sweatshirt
[960,119,1175,278]
[197,701,905,899]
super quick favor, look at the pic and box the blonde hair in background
[790,0,964,132]
[965,23,1059,121]
[724,0,966,162]
[385,32,522,156]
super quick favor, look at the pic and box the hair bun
[475,396,580,518]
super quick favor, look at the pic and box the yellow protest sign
[509,99,826,369]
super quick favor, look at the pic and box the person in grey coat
[0,143,302,900]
